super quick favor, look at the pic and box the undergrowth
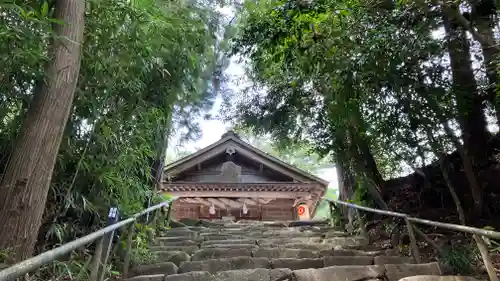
[440,243,476,274]
[0,220,161,281]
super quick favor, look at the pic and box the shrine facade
[160,131,328,221]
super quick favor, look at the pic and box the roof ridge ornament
[221,130,240,139]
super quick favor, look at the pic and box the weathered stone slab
[150,246,199,255]
[323,237,369,247]
[374,256,415,265]
[252,248,319,259]
[191,248,252,261]
[153,236,201,243]
[201,243,256,249]
[262,231,320,238]
[215,268,293,281]
[398,275,480,281]
[179,257,270,273]
[319,248,398,257]
[286,243,332,251]
[293,265,386,281]
[385,263,442,281]
[164,271,214,281]
[153,251,190,266]
[162,230,198,239]
[169,220,188,228]
[163,227,196,234]
[271,258,323,270]
[201,234,243,241]
[131,262,178,276]
[201,239,256,247]
[258,237,322,245]
[323,256,373,266]
[124,274,165,281]
[154,238,199,247]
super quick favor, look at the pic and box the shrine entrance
[161,131,328,221]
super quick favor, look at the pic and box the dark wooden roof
[164,131,329,188]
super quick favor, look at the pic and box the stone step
[293,264,385,281]
[153,236,202,243]
[200,239,256,247]
[399,276,480,281]
[152,251,190,266]
[179,257,270,273]
[270,258,323,270]
[150,248,404,265]
[199,234,244,240]
[252,248,320,259]
[318,248,398,257]
[322,256,374,266]
[258,237,322,245]
[130,262,178,276]
[200,243,257,249]
[124,263,444,281]
[323,237,370,247]
[374,256,415,265]
[294,263,442,281]
[161,231,199,240]
[385,263,442,281]
[149,245,199,255]
[153,238,199,247]
[270,243,332,251]
[165,271,213,281]
[191,248,252,261]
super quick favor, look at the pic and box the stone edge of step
[123,262,449,281]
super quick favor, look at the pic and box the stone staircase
[124,220,473,281]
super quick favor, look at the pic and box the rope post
[89,237,104,281]
[474,234,499,281]
[404,217,421,263]
[122,223,135,278]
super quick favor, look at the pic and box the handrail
[0,201,169,281]
[328,199,500,239]
[326,199,500,281]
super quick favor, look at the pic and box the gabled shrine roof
[164,131,329,187]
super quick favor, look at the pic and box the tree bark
[469,4,499,126]
[442,122,483,217]
[0,0,85,262]
[442,8,489,190]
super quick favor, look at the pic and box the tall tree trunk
[470,2,499,125]
[346,124,389,210]
[442,9,489,208]
[442,122,483,217]
[0,0,85,262]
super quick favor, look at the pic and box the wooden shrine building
[160,131,328,221]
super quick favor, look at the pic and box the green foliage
[440,243,476,274]
[235,128,334,175]
[131,223,156,265]
[313,199,331,219]
[222,0,497,213]
[0,0,232,268]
